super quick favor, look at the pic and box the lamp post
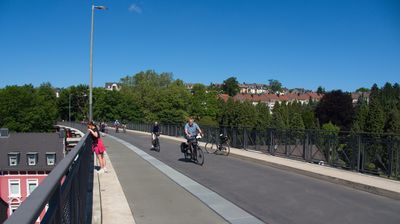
[89,4,107,122]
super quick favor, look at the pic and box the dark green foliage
[57,84,89,122]
[268,79,283,93]
[365,99,385,134]
[352,100,369,132]
[356,87,369,93]
[315,90,354,131]
[0,83,58,132]
[385,108,400,134]
[222,77,240,96]
[1,69,399,138]
[316,86,325,94]
[290,113,305,130]
[255,102,271,130]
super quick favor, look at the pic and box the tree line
[0,70,399,136]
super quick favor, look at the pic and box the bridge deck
[103,136,229,224]
[104,130,400,224]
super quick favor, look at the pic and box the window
[9,205,19,216]
[9,180,20,197]
[27,152,38,166]
[46,153,56,166]
[27,179,39,196]
[8,152,20,166]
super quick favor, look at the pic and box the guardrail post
[285,130,289,157]
[243,128,247,150]
[270,130,274,155]
[388,140,393,177]
[232,128,237,148]
[303,131,308,161]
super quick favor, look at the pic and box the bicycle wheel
[184,151,190,160]
[205,141,217,154]
[195,146,204,165]
[155,139,160,152]
[221,144,230,156]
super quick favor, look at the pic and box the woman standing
[88,122,107,173]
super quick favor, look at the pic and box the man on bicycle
[114,120,120,133]
[151,122,160,148]
[184,118,203,158]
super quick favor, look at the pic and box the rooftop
[0,133,64,172]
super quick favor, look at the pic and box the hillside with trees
[0,70,399,136]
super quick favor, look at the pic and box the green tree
[384,108,400,134]
[268,79,283,93]
[322,122,340,133]
[157,80,190,123]
[316,86,325,94]
[0,84,58,132]
[236,101,257,128]
[365,99,385,134]
[356,87,369,93]
[289,113,305,130]
[57,85,89,121]
[315,90,354,131]
[301,109,317,129]
[222,77,240,96]
[255,102,271,130]
[352,100,369,132]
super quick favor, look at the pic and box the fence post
[388,139,393,177]
[303,131,308,161]
[269,130,274,155]
[243,128,247,150]
[356,134,361,172]
[232,128,237,148]
[285,130,289,157]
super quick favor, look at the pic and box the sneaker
[103,167,108,173]
[97,169,104,174]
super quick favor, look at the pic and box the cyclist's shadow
[178,158,197,164]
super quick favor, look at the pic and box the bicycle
[151,132,161,152]
[180,135,204,165]
[205,134,230,156]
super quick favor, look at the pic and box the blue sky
[0,0,399,91]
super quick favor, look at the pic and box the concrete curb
[92,154,102,224]
[115,128,400,200]
[98,150,136,224]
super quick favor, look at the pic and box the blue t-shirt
[185,122,200,137]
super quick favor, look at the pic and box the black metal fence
[121,122,400,180]
[5,127,94,224]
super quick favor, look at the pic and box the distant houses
[219,92,323,111]
[102,81,370,109]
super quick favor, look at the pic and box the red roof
[218,92,323,103]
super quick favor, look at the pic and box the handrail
[5,132,92,224]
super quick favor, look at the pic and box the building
[239,83,268,94]
[0,131,64,223]
[351,92,370,105]
[105,82,121,91]
[219,92,323,111]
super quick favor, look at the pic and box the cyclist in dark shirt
[151,122,160,147]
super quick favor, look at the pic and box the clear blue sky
[0,0,399,91]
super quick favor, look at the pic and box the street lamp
[89,4,107,122]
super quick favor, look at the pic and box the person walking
[88,122,107,173]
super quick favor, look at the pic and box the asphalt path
[108,130,400,224]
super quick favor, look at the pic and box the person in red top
[88,122,107,174]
